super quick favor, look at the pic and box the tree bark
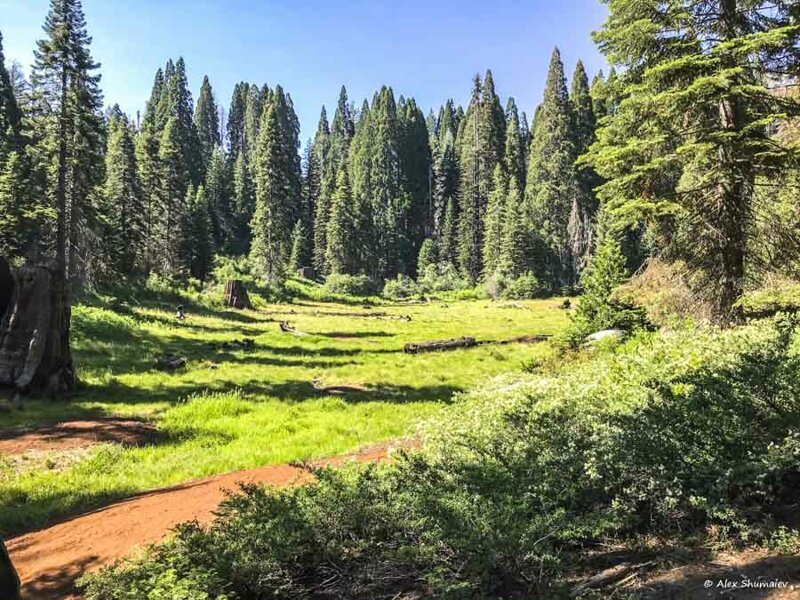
[224,280,252,309]
[0,539,20,600]
[0,260,76,397]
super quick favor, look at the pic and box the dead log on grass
[404,337,477,354]
[480,334,552,346]
[154,354,186,372]
[0,258,77,397]
[224,280,252,310]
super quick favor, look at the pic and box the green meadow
[0,283,567,536]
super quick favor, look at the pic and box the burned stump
[0,259,76,397]
[404,337,477,354]
[224,280,251,310]
[1,538,20,600]
[297,266,316,280]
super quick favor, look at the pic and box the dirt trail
[6,442,405,599]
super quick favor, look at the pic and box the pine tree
[0,152,34,260]
[32,0,105,285]
[310,108,331,273]
[163,57,202,186]
[456,72,506,281]
[194,75,220,169]
[227,82,248,157]
[180,184,213,280]
[157,116,186,275]
[231,151,253,253]
[589,0,800,319]
[499,175,528,277]
[568,60,599,276]
[249,86,301,283]
[288,219,308,272]
[525,48,577,290]
[0,32,23,160]
[326,162,358,274]
[102,107,143,276]
[244,83,264,163]
[482,165,508,278]
[205,145,233,251]
[504,97,525,191]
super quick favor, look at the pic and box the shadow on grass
[315,331,396,339]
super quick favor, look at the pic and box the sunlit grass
[0,285,568,535]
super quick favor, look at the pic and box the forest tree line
[0,1,613,296]
[1,0,799,321]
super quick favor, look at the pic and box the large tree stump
[224,280,252,310]
[0,259,76,397]
[0,539,21,600]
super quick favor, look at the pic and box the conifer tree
[0,152,34,260]
[244,84,264,162]
[288,219,308,272]
[102,107,143,276]
[568,60,599,276]
[194,75,220,169]
[504,97,525,190]
[0,32,23,160]
[32,0,104,286]
[525,48,577,289]
[250,87,301,283]
[205,146,233,251]
[310,108,331,273]
[499,175,528,277]
[482,165,508,278]
[180,184,213,280]
[156,117,186,275]
[589,0,800,319]
[456,72,506,281]
[227,82,248,157]
[231,151,253,253]
[326,162,358,274]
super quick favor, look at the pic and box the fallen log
[154,354,186,372]
[220,338,256,351]
[569,561,652,597]
[312,310,411,321]
[404,337,477,354]
[224,280,252,310]
[279,321,309,336]
[479,334,552,346]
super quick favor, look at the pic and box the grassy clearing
[0,282,567,536]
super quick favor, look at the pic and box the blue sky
[1,0,609,144]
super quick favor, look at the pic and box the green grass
[0,284,567,536]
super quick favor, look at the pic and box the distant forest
[0,5,609,295]
[1,0,799,321]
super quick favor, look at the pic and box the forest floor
[0,286,567,595]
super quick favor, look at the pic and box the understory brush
[83,317,800,599]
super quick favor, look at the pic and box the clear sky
[1,0,609,145]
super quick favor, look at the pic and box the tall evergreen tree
[205,145,233,251]
[568,60,599,276]
[180,184,213,280]
[102,107,143,276]
[249,86,301,283]
[0,32,23,159]
[482,165,508,277]
[32,0,104,286]
[156,116,186,275]
[325,162,358,274]
[226,82,248,157]
[504,97,525,191]
[194,75,220,169]
[525,48,577,289]
[310,108,331,273]
[231,151,253,253]
[590,0,800,319]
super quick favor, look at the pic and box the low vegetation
[0,281,566,536]
[82,314,800,599]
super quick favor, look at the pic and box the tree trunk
[224,280,252,310]
[0,539,20,600]
[0,259,76,397]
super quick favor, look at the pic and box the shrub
[322,273,379,297]
[501,272,541,300]
[417,238,437,273]
[417,262,470,294]
[84,319,800,599]
[382,274,418,299]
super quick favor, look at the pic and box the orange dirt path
[6,442,405,599]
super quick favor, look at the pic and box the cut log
[404,337,477,354]
[0,260,76,397]
[0,539,21,600]
[480,334,552,346]
[224,280,252,310]
[569,562,652,597]
[154,354,186,372]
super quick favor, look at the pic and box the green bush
[382,274,418,299]
[83,318,800,599]
[322,273,380,297]
[417,263,470,294]
[502,272,541,300]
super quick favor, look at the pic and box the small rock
[586,329,625,343]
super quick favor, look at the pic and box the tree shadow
[315,331,396,339]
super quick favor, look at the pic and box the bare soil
[0,418,158,455]
[6,441,407,600]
